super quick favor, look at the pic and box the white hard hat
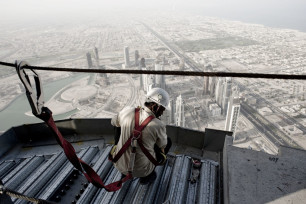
[146,88,170,110]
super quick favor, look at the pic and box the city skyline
[0,10,305,155]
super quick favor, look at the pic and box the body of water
[189,2,306,33]
[0,73,88,132]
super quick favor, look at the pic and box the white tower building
[86,52,93,68]
[225,96,241,139]
[209,77,217,98]
[203,76,209,95]
[175,95,185,127]
[170,99,175,124]
[135,50,139,66]
[222,77,232,115]
[139,58,146,89]
[94,47,99,66]
[215,77,224,107]
[142,67,155,93]
[124,46,130,68]
[155,63,165,90]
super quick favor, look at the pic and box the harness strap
[110,135,133,163]
[134,108,160,165]
[137,138,159,166]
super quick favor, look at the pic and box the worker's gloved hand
[110,145,117,156]
[156,152,167,165]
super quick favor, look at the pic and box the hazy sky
[1,0,306,31]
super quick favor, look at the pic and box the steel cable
[0,61,305,80]
[0,184,55,204]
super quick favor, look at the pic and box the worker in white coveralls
[111,88,172,184]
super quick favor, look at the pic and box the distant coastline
[227,18,306,33]
[193,10,306,33]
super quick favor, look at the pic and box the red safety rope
[38,107,131,192]
[38,107,159,192]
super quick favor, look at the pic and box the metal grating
[1,145,219,204]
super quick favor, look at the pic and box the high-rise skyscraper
[175,95,185,127]
[225,96,241,139]
[94,47,99,60]
[141,67,155,93]
[141,67,147,92]
[215,77,224,107]
[139,58,146,89]
[86,52,93,68]
[209,77,216,99]
[124,46,130,68]
[135,50,139,67]
[94,47,99,67]
[222,77,232,115]
[170,99,175,124]
[214,77,232,115]
[203,76,209,95]
[140,57,146,68]
[155,63,165,90]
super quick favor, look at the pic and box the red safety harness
[109,108,160,167]
[15,61,161,192]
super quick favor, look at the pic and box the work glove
[110,145,117,155]
[156,152,167,165]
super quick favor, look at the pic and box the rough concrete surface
[226,143,306,203]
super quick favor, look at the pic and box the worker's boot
[139,171,156,185]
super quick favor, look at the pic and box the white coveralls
[111,106,167,177]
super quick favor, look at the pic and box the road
[142,23,204,72]
[241,102,301,149]
[237,114,278,154]
[142,22,204,87]
[235,80,306,134]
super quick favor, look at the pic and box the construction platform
[0,119,228,204]
[1,118,306,204]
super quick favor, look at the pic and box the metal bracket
[15,61,44,116]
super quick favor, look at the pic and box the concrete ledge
[5,119,231,153]
[225,143,306,204]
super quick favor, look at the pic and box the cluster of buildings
[118,45,241,137]
[86,47,100,68]
[122,46,188,128]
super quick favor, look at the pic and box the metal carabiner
[15,60,44,116]
[132,129,141,140]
